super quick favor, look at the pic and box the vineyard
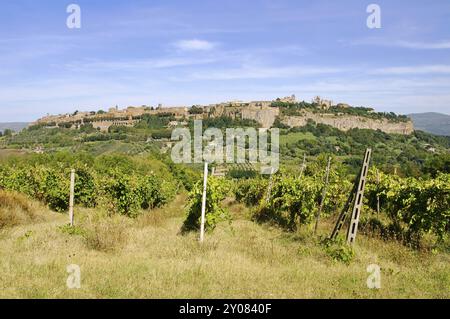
[365,171,450,245]
[1,150,448,250]
[182,165,449,251]
[0,147,449,298]
[0,153,178,216]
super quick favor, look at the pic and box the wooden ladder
[330,148,372,245]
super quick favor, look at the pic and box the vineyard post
[314,156,331,235]
[199,162,209,243]
[69,169,75,226]
[299,153,307,179]
[376,169,380,215]
[265,167,275,203]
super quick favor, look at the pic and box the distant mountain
[0,123,29,133]
[408,112,450,136]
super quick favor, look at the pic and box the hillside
[2,114,449,178]
[31,96,414,135]
[409,113,450,136]
[0,123,28,133]
[278,123,450,177]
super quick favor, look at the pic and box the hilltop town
[32,95,414,135]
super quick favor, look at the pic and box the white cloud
[396,40,450,49]
[350,38,450,50]
[64,56,217,72]
[179,65,344,81]
[371,65,450,75]
[174,39,216,51]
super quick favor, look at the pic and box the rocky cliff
[281,111,414,135]
[241,107,279,128]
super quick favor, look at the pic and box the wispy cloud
[371,65,450,75]
[396,40,450,49]
[174,39,217,51]
[181,65,344,81]
[63,56,218,72]
[350,37,450,50]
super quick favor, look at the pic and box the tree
[423,154,450,177]
[188,105,204,115]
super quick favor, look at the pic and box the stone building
[30,94,414,135]
[277,94,296,103]
[312,96,333,109]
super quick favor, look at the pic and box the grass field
[280,132,317,146]
[0,194,449,299]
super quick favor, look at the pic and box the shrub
[74,166,97,208]
[0,152,178,217]
[99,169,175,217]
[181,177,231,234]
[234,178,268,206]
[249,165,350,231]
[365,170,450,246]
[166,161,200,192]
[58,224,86,236]
[253,175,321,230]
[227,168,258,179]
[0,165,69,212]
[41,168,70,212]
[99,170,142,217]
[321,237,355,265]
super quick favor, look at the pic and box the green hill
[2,117,449,178]
[409,112,450,136]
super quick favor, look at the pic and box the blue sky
[1,0,450,122]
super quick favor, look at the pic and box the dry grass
[82,215,128,253]
[0,195,448,299]
[0,190,43,228]
[56,207,131,253]
[135,194,186,228]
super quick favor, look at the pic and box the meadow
[0,191,448,299]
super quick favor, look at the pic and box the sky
[1,0,450,122]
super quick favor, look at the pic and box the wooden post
[376,169,380,215]
[265,167,275,203]
[314,157,331,234]
[199,162,209,243]
[69,169,75,226]
[299,153,306,179]
[211,166,215,176]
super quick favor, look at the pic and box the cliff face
[281,111,414,135]
[32,98,415,135]
[241,107,279,128]
[208,104,280,128]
